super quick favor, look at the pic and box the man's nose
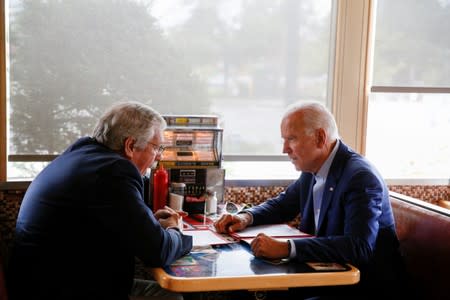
[282,141,290,153]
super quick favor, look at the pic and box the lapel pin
[329,187,334,191]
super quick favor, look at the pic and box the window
[366,0,450,180]
[6,0,334,180]
[5,1,447,183]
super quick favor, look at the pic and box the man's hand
[154,206,183,231]
[250,233,290,259]
[213,212,251,233]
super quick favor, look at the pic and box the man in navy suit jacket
[214,101,404,298]
[7,102,192,300]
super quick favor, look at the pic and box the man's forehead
[283,115,304,130]
[150,133,163,143]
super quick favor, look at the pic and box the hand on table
[250,233,290,259]
[155,206,186,231]
[213,212,251,233]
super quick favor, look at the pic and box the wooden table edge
[149,264,360,292]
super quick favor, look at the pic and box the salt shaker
[204,190,217,215]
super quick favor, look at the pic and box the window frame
[0,0,6,181]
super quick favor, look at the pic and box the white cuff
[288,239,296,258]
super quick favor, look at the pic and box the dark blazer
[7,137,192,300]
[248,141,403,291]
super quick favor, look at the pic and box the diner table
[149,215,360,292]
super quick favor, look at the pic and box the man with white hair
[215,101,405,299]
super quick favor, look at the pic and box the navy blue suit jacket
[248,141,402,288]
[7,137,192,300]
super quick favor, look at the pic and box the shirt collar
[315,139,340,181]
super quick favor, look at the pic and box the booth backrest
[0,256,7,300]
[390,192,450,300]
[0,233,8,300]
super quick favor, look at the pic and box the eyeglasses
[149,142,165,155]
[223,202,253,214]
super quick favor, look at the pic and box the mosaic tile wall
[0,189,24,263]
[224,185,449,207]
[389,185,449,205]
[223,186,286,206]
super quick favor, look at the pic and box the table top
[150,242,360,292]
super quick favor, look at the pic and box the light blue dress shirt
[289,140,340,258]
[312,139,340,230]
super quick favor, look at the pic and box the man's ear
[316,128,327,147]
[123,137,135,159]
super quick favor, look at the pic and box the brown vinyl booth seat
[390,191,450,300]
[0,236,8,300]
[0,259,7,300]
